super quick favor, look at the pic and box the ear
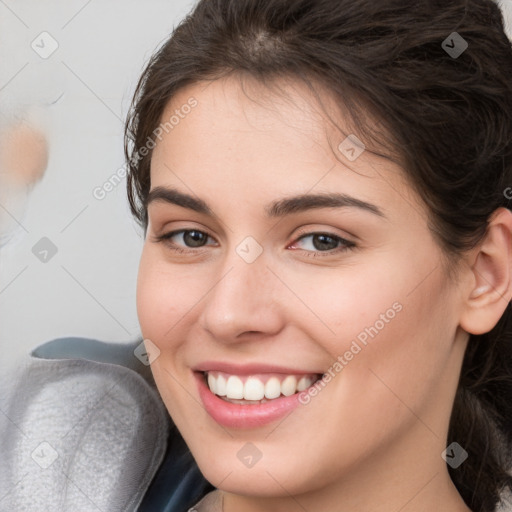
[459,207,512,335]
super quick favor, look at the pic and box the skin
[137,76,512,511]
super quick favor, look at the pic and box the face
[137,77,469,502]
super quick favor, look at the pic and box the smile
[194,366,323,428]
[205,371,321,404]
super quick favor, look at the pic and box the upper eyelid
[155,224,216,238]
[158,223,353,237]
[293,226,356,243]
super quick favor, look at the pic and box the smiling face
[137,76,471,510]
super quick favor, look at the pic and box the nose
[197,247,285,343]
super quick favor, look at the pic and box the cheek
[357,284,455,418]
[286,261,407,349]
[289,259,456,399]
[136,247,201,417]
[136,252,169,342]
[136,246,201,343]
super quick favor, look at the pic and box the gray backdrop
[1,0,511,368]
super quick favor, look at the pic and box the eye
[154,228,354,256]
[155,229,217,250]
[289,232,355,255]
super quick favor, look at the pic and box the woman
[1,0,511,511]
[125,0,512,511]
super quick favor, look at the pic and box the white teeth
[281,376,297,396]
[216,374,227,396]
[297,376,312,392]
[207,373,217,394]
[264,377,281,399]
[207,372,317,401]
[243,377,265,400]
[226,375,244,399]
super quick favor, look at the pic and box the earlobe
[459,207,512,335]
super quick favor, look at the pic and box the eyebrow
[146,186,385,218]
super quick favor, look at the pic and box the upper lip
[193,361,322,376]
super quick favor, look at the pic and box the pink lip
[194,372,302,429]
[193,361,318,376]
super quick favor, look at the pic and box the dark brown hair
[124,1,512,510]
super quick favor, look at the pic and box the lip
[193,361,320,376]
[195,371,303,429]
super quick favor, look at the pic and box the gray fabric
[0,354,169,512]
[30,337,153,378]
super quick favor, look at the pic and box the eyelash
[154,229,356,257]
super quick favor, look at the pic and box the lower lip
[195,372,302,429]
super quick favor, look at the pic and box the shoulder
[0,337,169,511]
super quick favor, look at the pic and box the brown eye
[155,229,216,250]
[310,234,339,251]
[182,230,209,247]
[293,232,355,253]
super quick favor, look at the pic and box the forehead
[149,76,423,220]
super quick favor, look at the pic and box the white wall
[1,0,512,368]
[503,0,512,33]
[0,0,196,367]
